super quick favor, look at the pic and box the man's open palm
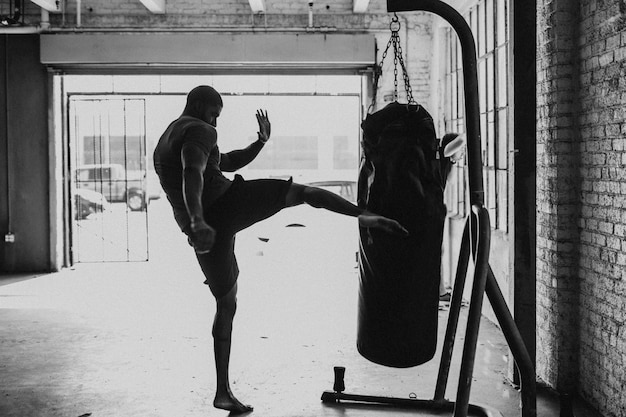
[256,109,271,143]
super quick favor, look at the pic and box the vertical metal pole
[123,99,131,261]
[486,266,537,417]
[434,218,471,401]
[70,99,79,264]
[61,78,72,268]
[453,206,491,417]
[100,101,107,260]
[4,36,12,236]
[141,99,149,261]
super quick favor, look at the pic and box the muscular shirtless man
[154,85,408,413]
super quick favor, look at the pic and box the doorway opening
[62,74,366,267]
[69,97,150,262]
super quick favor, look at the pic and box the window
[441,0,509,231]
[333,135,358,170]
[87,167,111,181]
[248,136,318,170]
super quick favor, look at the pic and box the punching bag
[357,102,447,368]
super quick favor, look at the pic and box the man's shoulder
[177,116,214,132]
[173,117,215,155]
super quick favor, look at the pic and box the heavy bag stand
[321,1,537,416]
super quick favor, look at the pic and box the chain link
[370,13,416,112]
[393,32,399,102]
[395,36,415,104]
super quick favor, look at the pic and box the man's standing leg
[211,282,253,412]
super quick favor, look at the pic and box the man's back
[153,115,231,230]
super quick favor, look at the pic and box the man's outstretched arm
[219,140,266,172]
[220,109,271,172]
[181,143,215,253]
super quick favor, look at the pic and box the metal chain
[370,13,416,112]
[393,33,399,101]
[394,34,415,104]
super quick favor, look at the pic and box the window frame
[441,0,510,231]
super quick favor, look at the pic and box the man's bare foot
[358,213,409,236]
[214,390,253,414]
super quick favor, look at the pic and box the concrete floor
[0,200,602,417]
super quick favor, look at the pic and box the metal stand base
[321,390,503,417]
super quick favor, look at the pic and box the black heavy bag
[357,102,447,368]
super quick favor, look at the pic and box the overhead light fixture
[353,0,370,13]
[30,0,60,12]
[139,0,166,14]
[248,0,265,14]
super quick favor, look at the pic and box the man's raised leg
[212,283,252,413]
[285,183,409,236]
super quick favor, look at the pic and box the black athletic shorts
[190,174,293,298]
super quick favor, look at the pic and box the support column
[535,0,582,393]
[509,0,537,380]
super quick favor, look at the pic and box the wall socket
[4,233,15,243]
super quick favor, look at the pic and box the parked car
[75,164,161,211]
[73,187,109,220]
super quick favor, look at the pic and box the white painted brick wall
[538,0,626,415]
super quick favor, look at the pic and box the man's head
[183,85,223,127]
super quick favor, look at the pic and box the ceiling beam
[139,0,165,14]
[40,32,376,72]
[248,0,265,14]
[353,0,370,13]
[30,0,60,12]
